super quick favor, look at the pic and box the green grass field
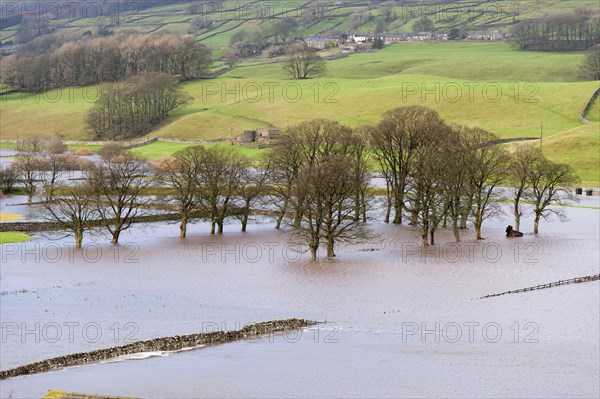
[0,42,597,183]
[130,141,264,161]
[0,42,593,140]
[3,0,596,47]
[539,123,600,186]
[0,232,32,244]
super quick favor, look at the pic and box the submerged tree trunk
[354,192,361,222]
[452,217,460,242]
[384,194,392,223]
[180,215,188,238]
[309,244,318,261]
[533,213,541,234]
[293,207,302,228]
[393,202,403,224]
[460,196,472,229]
[275,197,289,229]
[361,192,367,223]
[474,219,483,240]
[514,198,521,232]
[241,213,249,232]
[75,229,83,249]
[421,222,429,246]
[326,237,335,258]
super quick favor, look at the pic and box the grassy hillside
[2,0,598,45]
[0,41,596,183]
[0,42,592,141]
[129,141,262,162]
[539,123,600,187]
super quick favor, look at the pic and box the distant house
[407,32,432,41]
[466,30,507,41]
[0,43,19,55]
[255,128,280,143]
[383,34,404,44]
[233,130,257,143]
[332,31,452,47]
[232,128,280,146]
[353,34,370,43]
[305,35,339,49]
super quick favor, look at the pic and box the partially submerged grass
[540,123,600,187]
[44,390,138,399]
[0,212,23,222]
[130,141,266,161]
[0,42,596,181]
[0,232,31,244]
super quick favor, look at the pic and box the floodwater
[0,197,599,398]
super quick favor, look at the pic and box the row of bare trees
[268,120,371,259]
[511,10,600,51]
[87,73,193,140]
[508,146,579,235]
[369,106,578,245]
[1,135,86,203]
[4,148,153,247]
[6,107,579,259]
[0,33,212,92]
[158,145,270,237]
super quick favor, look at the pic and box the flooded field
[1,198,599,398]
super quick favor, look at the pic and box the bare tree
[283,119,353,227]
[508,144,542,232]
[381,1,397,22]
[270,134,304,229]
[437,126,468,242]
[196,147,244,234]
[406,122,454,245]
[222,51,240,69]
[157,146,204,238]
[579,44,600,80]
[371,106,446,225]
[97,143,125,160]
[347,126,372,223]
[237,157,272,232]
[87,152,153,244]
[17,136,43,153]
[45,134,67,154]
[271,19,297,43]
[463,128,508,240]
[42,185,98,248]
[528,157,579,234]
[0,165,20,194]
[282,43,326,79]
[14,152,44,203]
[40,153,83,201]
[293,154,370,260]
[190,16,212,32]
[347,9,372,31]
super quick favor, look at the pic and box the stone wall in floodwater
[0,319,318,380]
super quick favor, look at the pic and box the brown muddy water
[0,197,598,398]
